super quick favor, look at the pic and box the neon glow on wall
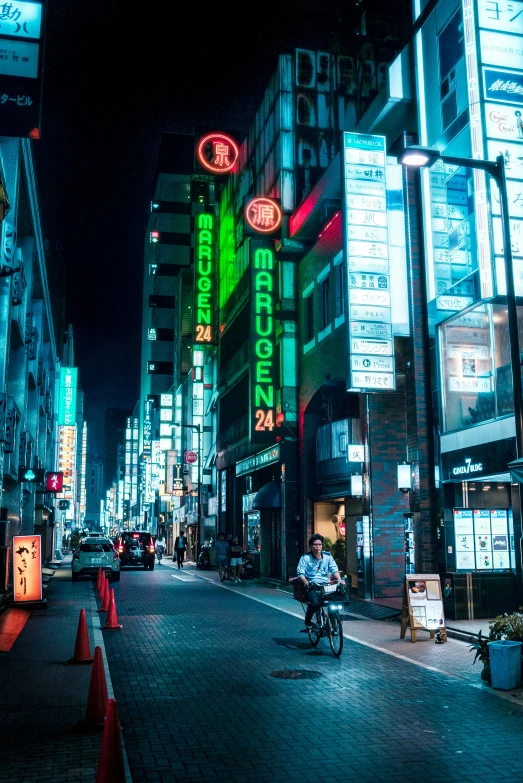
[194,213,214,343]
[250,242,277,443]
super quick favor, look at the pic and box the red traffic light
[45,472,63,492]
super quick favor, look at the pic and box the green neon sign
[194,213,215,344]
[58,367,78,426]
[250,242,276,442]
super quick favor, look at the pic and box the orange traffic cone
[66,608,93,665]
[77,646,108,730]
[95,699,125,783]
[96,567,103,593]
[98,579,110,612]
[98,572,106,599]
[102,589,122,630]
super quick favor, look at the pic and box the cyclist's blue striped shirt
[296,552,339,585]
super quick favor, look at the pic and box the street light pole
[173,422,202,550]
[399,147,523,459]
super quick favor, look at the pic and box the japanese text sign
[13,534,41,602]
[0,1,42,39]
[45,471,63,492]
[58,367,77,426]
[196,132,238,174]
[244,197,282,235]
[342,132,395,392]
[249,241,277,444]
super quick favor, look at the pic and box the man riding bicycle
[297,534,343,631]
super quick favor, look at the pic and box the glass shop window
[440,303,523,432]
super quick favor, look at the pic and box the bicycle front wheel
[307,609,322,647]
[327,612,343,657]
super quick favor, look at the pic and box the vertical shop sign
[463,0,523,295]
[249,241,277,443]
[143,398,153,457]
[58,367,77,425]
[0,0,44,137]
[342,132,395,392]
[194,213,215,343]
[13,534,41,602]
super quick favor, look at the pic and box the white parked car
[72,536,121,582]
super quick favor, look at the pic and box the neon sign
[196,132,239,174]
[194,213,214,343]
[244,197,282,234]
[250,242,277,443]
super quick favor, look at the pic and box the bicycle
[301,583,346,658]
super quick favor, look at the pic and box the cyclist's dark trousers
[176,549,185,568]
[305,586,321,624]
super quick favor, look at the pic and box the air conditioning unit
[0,221,17,277]
[295,49,316,89]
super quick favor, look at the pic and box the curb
[88,579,133,783]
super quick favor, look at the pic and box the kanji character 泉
[213,141,230,168]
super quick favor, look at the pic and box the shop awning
[253,481,281,509]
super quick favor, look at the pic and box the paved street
[102,562,523,783]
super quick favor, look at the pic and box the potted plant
[470,610,523,684]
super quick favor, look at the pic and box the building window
[335,265,344,318]
[304,294,314,343]
[320,275,330,330]
[440,303,523,432]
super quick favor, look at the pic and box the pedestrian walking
[173,529,188,569]
[215,533,230,582]
[230,536,243,583]
[155,536,166,565]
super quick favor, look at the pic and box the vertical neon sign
[249,241,277,443]
[194,213,215,344]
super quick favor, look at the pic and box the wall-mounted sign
[451,457,484,476]
[244,197,282,235]
[342,132,395,393]
[184,450,198,465]
[0,0,43,138]
[45,472,63,492]
[58,367,77,426]
[194,212,215,343]
[0,1,42,38]
[236,444,280,476]
[196,132,239,174]
[483,67,523,105]
[348,444,364,462]
[13,534,41,603]
[143,398,153,457]
[249,241,277,443]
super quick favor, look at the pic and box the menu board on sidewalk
[400,574,447,643]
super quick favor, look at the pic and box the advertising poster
[454,508,511,571]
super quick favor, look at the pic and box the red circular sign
[184,450,198,465]
[244,197,282,234]
[197,133,239,174]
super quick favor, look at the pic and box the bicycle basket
[323,583,338,594]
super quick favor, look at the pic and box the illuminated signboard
[196,132,239,174]
[45,472,63,492]
[143,398,153,457]
[58,367,77,425]
[342,132,395,392]
[13,535,42,602]
[194,213,215,343]
[244,197,282,235]
[249,241,277,443]
[462,0,523,297]
[0,0,43,138]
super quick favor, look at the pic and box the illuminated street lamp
[399,146,523,472]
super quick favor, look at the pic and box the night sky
[34,0,358,453]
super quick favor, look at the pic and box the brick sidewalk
[0,559,110,783]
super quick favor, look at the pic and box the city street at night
[2,0,523,778]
